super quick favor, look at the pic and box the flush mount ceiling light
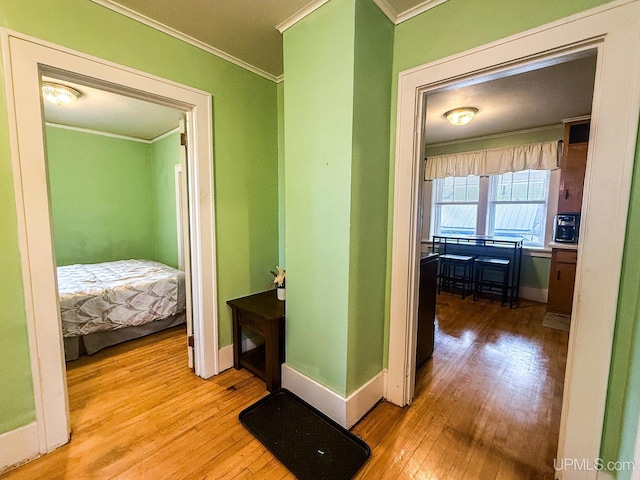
[42,82,81,106]
[444,107,478,126]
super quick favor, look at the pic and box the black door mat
[239,388,370,479]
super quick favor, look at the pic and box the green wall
[346,0,393,394]
[601,123,640,478]
[152,132,181,269]
[284,0,392,396]
[47,127,156,266]
[47,127,181,268]
[284,0,356,395]
[277,83,286,265]
[0,0,278,435]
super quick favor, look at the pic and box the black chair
[438,254,475,299]
[473,256,511,306]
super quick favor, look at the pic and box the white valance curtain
[425,140,560,180]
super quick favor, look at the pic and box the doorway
[387,2,640,475]
[3,31,218,455]
[42,72,196,376]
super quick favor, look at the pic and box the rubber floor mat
[239,389,370,479]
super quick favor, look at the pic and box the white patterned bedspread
[57,259,186,337]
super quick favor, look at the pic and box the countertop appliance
[554,213,580,243]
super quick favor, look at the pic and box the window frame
[426,169,559,249]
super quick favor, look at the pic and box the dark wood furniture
[227,290,285,391]
[417,253,438,368]
[432,235,524,308]
[546,248,578,315]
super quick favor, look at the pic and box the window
[431,170,551,247]
[433,175,479,236]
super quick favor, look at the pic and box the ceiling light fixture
[42,82,81,106]
[444,107,478,126]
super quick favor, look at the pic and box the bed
[58,259,187,361]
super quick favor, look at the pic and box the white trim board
[387,3,640,480]
[282,364,383,429]
[44,122,180,144]
[0,422,39,474]
[1,28,219,461]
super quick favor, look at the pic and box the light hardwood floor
[2,295,568,479]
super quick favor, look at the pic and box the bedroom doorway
[3,30,218,454]
[41,72,195,367]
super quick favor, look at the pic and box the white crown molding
[395,0,449,25]
[276,0,331,33]
[90,0,279,82]
[45,121,158,143]
[372,0,399,23]
[372,0,449,25]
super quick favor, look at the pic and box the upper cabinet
[558,119,590,213]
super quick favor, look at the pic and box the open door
[176,118,194,369]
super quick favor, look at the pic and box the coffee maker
[554,213,580,243]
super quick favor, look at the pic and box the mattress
[57,259,186,337]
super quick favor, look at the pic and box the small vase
[277,286,286,301]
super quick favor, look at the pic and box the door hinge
[188,335,194,347]
[180,133,188,146]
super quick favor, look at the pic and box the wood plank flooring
[2,294,567,479]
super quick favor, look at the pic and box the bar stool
[438,254,475,299]
[473,257,511,306]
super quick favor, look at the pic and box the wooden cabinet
[416,254,438,368]
[227,290,285,392]
[546,118,589,316]
[558,119,590,213]
[546,249,578,315]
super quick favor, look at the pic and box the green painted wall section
[520,255,551,291]
[0,72,35,431]
[151,132,180,269]
[283,0,356,396]
[601,122,640,476]
[47,127,156,266]
[0,0,278,435]
[277,83,286,266]
[346,0,393,395]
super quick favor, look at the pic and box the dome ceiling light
[42,82,82,106]
[444,107,478,126]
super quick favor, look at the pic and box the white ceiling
[425,53,597,145]
[42,76,183,141]
[43,2,597,144]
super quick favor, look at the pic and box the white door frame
[387,1,640,478]
[1,29,219,454]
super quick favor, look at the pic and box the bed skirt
[64,311,186,361]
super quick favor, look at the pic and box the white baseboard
[218,336,264,373]
[218,344,233,372]
[281,364,383,429]
[519,286,548,303]
[0,422,39,474]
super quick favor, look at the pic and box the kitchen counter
[549,241,578,251]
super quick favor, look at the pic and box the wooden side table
[227,290,285,391]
